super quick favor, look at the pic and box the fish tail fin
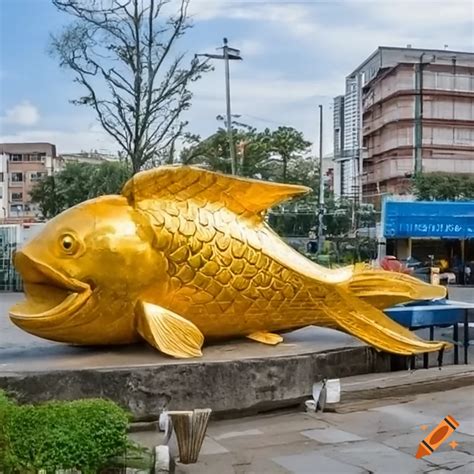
[315,286,451,356]
[346,269,446,309]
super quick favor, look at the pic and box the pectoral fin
[322,287,452,356]
[247,331,283,345]
[136,302,204,358]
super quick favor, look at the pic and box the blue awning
[384,201,474,239]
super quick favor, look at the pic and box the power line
[240,113,291,126]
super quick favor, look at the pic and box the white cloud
[373,0,473,27]
[234,39,265,57]
[3,0,471,157]
[3,101,40,126]
[189,1,307,23]
[190,0,473,53]
[186,69,337,155]
[183,0,473,157]
[193,70,341,103]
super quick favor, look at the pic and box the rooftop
[349,45,474,78]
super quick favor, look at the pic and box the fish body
[10,166,450,358]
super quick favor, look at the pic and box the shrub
[1,395,130,474]
[0,390,15,471]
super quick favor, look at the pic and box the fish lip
[39,259,88,292]
[9,290,91,323]
[9,253,91,322]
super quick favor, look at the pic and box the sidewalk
[448,286,474,304]
[131,384,474,473]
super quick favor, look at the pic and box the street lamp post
[317,104,325,252]
[196,38,242,175]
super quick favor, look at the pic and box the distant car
[380,256,432,282]
[380,256,411,274]
[381,256,456,284]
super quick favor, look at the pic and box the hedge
[0,391,130,473]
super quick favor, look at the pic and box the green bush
[0,390,15,470]
[0,393,130,474]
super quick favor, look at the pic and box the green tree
[266,126,312,182]
[323,198,352,237]
[180,125,273,178]
[181,124,313,183]
[30,161,131,218]
[29,175,65,219]
[180,129,234,174]
[51,0,211,173]
[88,161,132,196]
[413,173,474,201]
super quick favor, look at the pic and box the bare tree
[51,0,211,173]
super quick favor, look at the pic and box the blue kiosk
[382,200,474,282]
[381,200,474,367]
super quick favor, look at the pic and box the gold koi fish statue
[10,166,450,358]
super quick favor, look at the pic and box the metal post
[414,53,425,175]
[223,38,237,175]
[318,104,325,252]
[358,73,364,205]
[196,40,242,175]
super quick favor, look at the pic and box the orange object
[380,256,412,274]
[416,415,459,458]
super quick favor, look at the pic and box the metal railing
[0,226,23,291]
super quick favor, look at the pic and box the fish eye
[59,234,78,255]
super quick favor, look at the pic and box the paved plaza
[2,288,474,473]
[131,387,474,474]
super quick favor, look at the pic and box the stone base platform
[1,292,391,420]
[0,332,390,421]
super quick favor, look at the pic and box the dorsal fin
[121,165,310,215]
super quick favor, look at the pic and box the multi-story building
[58,151,119,169]
[332,95,344,197]
[0,142,58,221]
[0,154,6,220]
[333,46,474,204]
[333,76,364,199]
[333,95,345,157]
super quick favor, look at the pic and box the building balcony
[363,87,474,114]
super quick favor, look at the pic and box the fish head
[9,195,157,340]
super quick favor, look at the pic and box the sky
[0,0,473,157]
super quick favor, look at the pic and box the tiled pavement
[131,386,474,473]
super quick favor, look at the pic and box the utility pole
[357,73,364,206]
[196,38,242,175]
[414,52,426,175]
[223,39,237,175]
[317,104,325,252]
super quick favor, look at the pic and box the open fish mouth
[9,252,91,326]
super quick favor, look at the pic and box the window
[11,192,23,201]
[8,152,47,162]
[10,172,23,182]
[10,204,23,213]
[30,171,45,182]
[0,172,3,182]
[24,153,46,162]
